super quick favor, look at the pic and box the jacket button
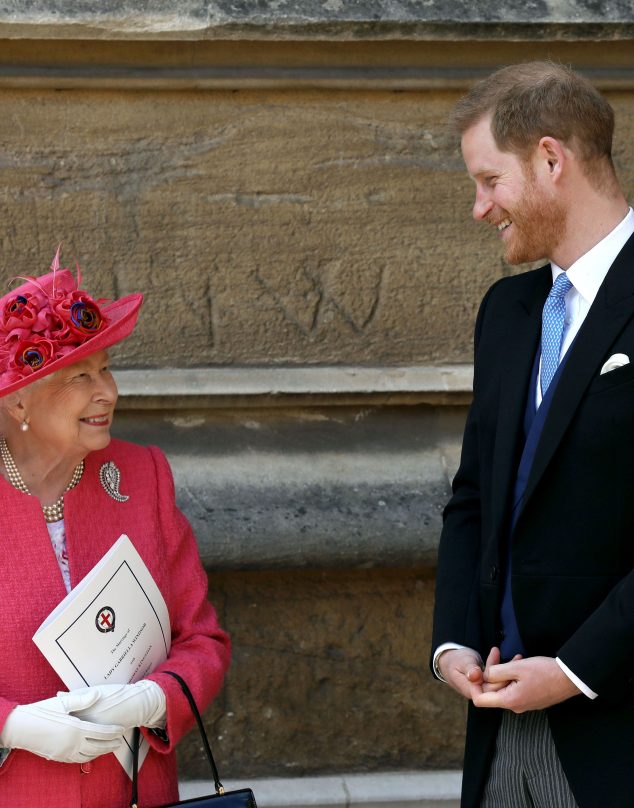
[489,565,498,582]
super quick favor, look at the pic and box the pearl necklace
[0,437,84,523]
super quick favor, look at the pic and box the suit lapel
[490,266,551,540]
[520,233,634,514]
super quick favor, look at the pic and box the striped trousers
[480,711,579,808]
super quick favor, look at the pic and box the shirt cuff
[555,657,598,700]
[433,643,482,683]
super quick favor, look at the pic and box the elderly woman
[0,251,230,807]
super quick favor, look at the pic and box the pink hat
[0,248,143,397]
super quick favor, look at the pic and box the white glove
[0,690,126,763]
[59,680,166,731]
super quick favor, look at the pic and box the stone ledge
[111,403,465,570]
[0,2,633,41]
[0,39,632,90]
[113,365,474,409]
[179,770,462,807]
[169,447,451,571]
[3,64,634,91]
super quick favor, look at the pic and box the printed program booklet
[32,533,171,778]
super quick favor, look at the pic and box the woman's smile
[79,414,111,427]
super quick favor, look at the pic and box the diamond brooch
[99,461,130,503]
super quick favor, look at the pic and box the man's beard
[503,179,567,265]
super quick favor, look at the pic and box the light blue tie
[540,272,573,396]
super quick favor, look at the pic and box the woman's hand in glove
[58,680,166,731]
[0,690,125,763]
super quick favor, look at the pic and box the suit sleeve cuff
[555,657,598,700]
[433,643,482,683]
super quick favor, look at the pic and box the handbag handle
[129,671,225,808]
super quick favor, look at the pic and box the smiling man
[431,62,634,808]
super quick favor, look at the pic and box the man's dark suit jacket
[431,234,634,808]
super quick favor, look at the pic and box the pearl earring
[20,420,29,432]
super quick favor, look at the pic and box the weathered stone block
[176,568,466,779]
[1,1,634,41]
[112,403,465,569]
[0,89,515,366]
[1,84,633,368]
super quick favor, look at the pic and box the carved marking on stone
[204,271,215,348]
[255,267,322,336]
[256,262,385,336]
[320,260,384,333]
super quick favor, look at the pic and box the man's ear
[537,136,567,184]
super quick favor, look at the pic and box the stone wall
[4,80,634,368]
[1,1,634,40]
[197,567,466,778]
[0,86,482,366]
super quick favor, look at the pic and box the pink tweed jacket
[0,438,231,807]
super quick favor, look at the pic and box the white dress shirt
[434,208,634,699]
[537,207,634,405]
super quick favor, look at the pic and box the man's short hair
[450,61,615,182]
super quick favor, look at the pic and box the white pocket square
[600,353,630,375]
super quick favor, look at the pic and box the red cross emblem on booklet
[95,606,116,633]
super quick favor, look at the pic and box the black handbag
[129,671,257,808]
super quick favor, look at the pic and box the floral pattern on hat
[0,247,109,386]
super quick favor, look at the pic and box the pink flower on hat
[9,335,57,374]
[52,290,106,344]
[1,289,54,341]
